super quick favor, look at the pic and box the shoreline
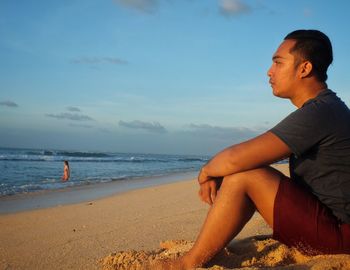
[0,163,289,215]
[0,170,197,214]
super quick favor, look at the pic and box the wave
[0,148,209,163]
[177,157,209,162]
[59,151,111,158]
[0,156,208,163]
[0,170,198,196]
[24,150,111,158]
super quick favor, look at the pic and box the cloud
[71,57,128,65]
[66,106,81,112]
[119,120,167,133]
[219,0,251,16]
[114,0,157,13]
[46,112,94,121]
[186,123,263,140]
[0,100,18,107]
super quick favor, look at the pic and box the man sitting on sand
[150,29,350,269]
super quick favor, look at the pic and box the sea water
[0,147,210,197]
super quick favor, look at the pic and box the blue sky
[1,0,350,155]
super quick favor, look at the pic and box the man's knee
[221,166,286,191]
[220,168,261,191]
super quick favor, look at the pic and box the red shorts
[273,179,350,255]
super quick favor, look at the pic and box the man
[151,30,350,270]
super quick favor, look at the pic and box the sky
[1,0,350,155]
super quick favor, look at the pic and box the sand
[1,164,349,270]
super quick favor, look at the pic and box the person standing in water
[61,160,70,182]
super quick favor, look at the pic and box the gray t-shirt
[270,89,350,223]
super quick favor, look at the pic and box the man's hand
[198,178,222,205]
[198,166,211,185]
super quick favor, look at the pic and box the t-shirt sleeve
[270,103,330,157]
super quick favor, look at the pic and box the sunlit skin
[148,39,327,270]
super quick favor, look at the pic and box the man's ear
[299,61,313,78]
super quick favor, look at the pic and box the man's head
[268,30,332,103]
[284,29,333,82]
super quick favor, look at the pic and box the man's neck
[291,81,327,108]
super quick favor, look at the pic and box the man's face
[267,39,299,98]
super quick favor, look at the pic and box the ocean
[0,147,210,197]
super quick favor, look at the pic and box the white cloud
[119,120,167,133]
[46,112,94,121]
[219,0,251,16]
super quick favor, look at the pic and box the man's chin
[272,88,279,97]
[272,89,287,99]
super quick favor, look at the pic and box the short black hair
[284,30,333,82]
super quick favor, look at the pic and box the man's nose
[267,65,273,77]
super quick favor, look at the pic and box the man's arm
[198,131,291,184]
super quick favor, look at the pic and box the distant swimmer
[61,160,70,182]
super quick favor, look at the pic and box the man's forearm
[199,144,243,183]
[198,132,291,184]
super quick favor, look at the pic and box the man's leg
[151,166,288,270]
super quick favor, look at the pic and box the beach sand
[1,164,349,269]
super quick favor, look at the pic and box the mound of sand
[100,236,350,270]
